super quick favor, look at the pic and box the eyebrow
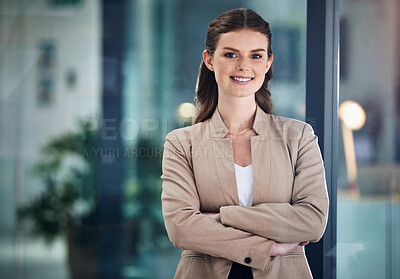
[222,47,266,52]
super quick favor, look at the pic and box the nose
[236,57,251,71]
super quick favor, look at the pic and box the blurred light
[177,103,195,119]
[339,101,366,130]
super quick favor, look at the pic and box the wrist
[270,242,279,256]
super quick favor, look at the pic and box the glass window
[0,0,307,278]
[0,0,101,278]
[337,0,400,278]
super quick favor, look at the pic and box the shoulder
[164,122,203,141]
[163,122,208,153]
[267,114,316,142]
[163,123,206,166]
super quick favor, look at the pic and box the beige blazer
[161,104,329,279]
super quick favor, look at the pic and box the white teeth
[233,77,252,82]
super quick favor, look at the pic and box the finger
[286,244,299,254]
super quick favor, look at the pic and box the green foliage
[17,182,75,244]
[17,118,167,252]
[17,119,99,245]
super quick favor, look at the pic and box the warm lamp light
[177,103,195,119]
[339,100,366,197]
[339,101,366,130]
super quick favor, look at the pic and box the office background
[0,0,399,278]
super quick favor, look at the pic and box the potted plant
[17,119,99,279]
[18,119,170,278]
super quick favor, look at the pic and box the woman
[161,8,329,279]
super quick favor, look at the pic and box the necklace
[227,127,252,136]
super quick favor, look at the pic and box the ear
[203,50,214,71]
[266,54,274,74]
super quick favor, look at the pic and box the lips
[230,76,254,84]
[231,76,253,82]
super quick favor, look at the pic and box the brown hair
[193,8,274,124]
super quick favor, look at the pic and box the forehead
[215,29,269,51]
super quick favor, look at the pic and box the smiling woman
[161,8,328,279]
[203,30,273,100]
[193,9,276,126]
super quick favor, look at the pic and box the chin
[231,91,255,98]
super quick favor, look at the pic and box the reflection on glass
[338,0,400,278]
[0,0,100,278]
[339,100,366,195]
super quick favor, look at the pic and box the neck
[217,96,257,134]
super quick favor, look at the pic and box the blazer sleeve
[219,123,329,243]
[161,131,275,270]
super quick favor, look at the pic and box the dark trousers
[228,262,253,279]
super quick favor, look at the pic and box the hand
[299,241,309,247]
[203,212,221,222]
[270,241,309,256]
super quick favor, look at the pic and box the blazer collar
[209,103,270,138]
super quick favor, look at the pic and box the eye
[224,52,237,58]
[251,54,262,59]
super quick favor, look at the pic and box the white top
[234,163,253,206]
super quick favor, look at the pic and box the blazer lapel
[251,105,271,205]
[251,132,271,205]
[209,107,238,205]
[208,105,272,206]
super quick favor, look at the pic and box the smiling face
[203,29,273,100]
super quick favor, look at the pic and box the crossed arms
[160,123,329,270]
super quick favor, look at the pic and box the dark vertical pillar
[306,0,339,278]
[395,0,400,162]
[99,0,126,278]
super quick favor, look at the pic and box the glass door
[337,0,400,278]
